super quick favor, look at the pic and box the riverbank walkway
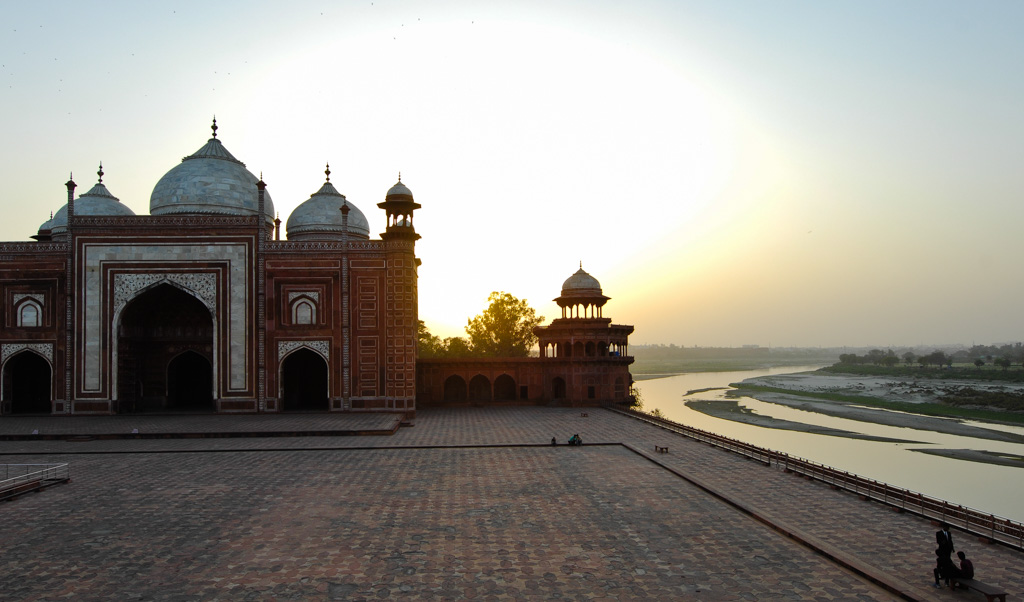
[1,407,1020,600]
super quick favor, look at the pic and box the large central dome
[150,124,274,223]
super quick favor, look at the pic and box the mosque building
[0,120,632,416]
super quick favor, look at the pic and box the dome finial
[580,260,583,269]
[211,116,218,139]
[97,162,104,183]
[325,162,331,182]
[397,171,401,183]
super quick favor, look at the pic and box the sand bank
[728,371,1024,444]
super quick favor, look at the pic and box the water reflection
[635,366,1024,522]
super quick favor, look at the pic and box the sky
[2,1,1022,348]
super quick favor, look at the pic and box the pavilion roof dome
[560,266,604,298]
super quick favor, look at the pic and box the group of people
[550,434,583,446]
[933,522,975,588]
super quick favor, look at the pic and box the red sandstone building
[416,267,634,407]
[0,122,631,416]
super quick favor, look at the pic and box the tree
[995,357,1012,371]
[442,336,473,357]
[465,292,544,357]
[417,320,444,358]
[974,358,985,368]
[902,351,916,366]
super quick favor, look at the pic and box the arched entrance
[280,348,329,411]
[469,375,492,402]
[167,351,213,410]
[494,374,516,401]
[552,376,566,400]
[118,283,214,413]
[2,351,52,414]
[443,375,467,402]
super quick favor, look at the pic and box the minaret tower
[377,175,421,413]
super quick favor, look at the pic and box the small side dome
[386,178,414,200]
[49,171,136,235]
[561,266,603,298]
[286,168,370,240]
[149,120,275,224]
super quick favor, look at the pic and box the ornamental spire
[325,162,331,182]
[211,116,218,139]
[97,162,104,183]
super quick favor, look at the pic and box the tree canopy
[465,292,544,357]
[417,292,544,358]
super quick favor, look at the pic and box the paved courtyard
[1,407,1021,600]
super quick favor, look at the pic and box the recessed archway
[551,377,566,400]
[468,375,492,402]
[280,348,329,411]
[117,283,214,413]
[494,374,516,401]
[167,351,214,411]
[443,375,467,402]
[2,351,51,414]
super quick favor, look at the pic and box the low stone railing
[610,407,1024,551]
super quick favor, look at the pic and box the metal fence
[0,463,71,501]
[612,407,1024,551]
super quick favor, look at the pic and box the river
[635,366,1024,523]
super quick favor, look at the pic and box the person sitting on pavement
[949,550,974,588]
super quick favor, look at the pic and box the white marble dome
[149,133,274,224]
[286,179,370,240]
[386,179,414,200]
[47,180,136,235]
[561,266,603,297]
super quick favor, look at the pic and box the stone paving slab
[2,406,1021,600]
[0,412,400,438]
[0,446,891,600]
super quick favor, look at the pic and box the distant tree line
[837,343,1024,371]
[418,292,544,359]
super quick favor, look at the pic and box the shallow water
[636,366,1024,523]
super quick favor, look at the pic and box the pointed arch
[115,283,215,412]
[280,347,329,411]
[443,375,467,402]
[16,300,42,327]
[1,349,52,414]
[494,374,516,401]
[468,375,492,402]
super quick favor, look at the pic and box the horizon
[3,1,1022,348]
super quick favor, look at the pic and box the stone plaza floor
[0,407,1020,600]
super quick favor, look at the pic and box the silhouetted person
[551,437,557,446]
[936,523,955,558]
[934,548,955,588]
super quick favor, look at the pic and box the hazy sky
[2,1,1022,347]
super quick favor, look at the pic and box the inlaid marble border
[1,342,54,365]
[81,240,251,394]
[277,339,330,362]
